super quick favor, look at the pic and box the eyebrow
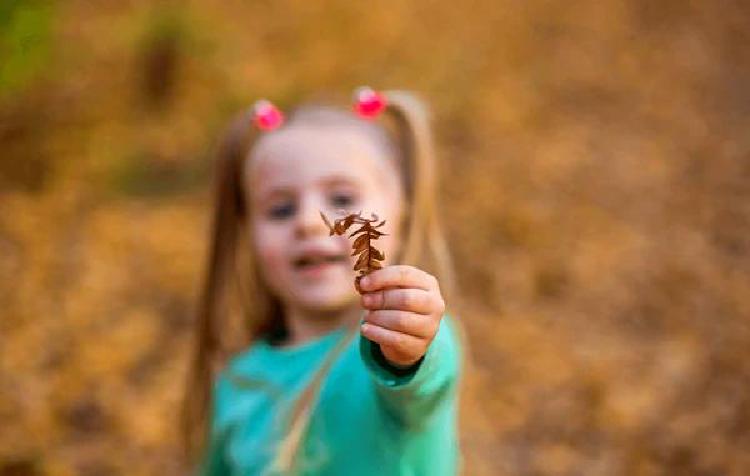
[318,175,362,188]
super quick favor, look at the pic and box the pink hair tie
[353,86,387,119]
[252,99,284,131]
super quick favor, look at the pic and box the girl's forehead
[246,126,399,192]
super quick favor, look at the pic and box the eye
[267,201,296,220]
[330,192,357,208]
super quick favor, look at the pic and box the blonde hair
[181,90,467,473]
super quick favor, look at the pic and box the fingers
[363,310,437,339]
[361,288,437,315]
[360,322,425,362]
[358,265,438,293]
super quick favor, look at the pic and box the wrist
[386,356,423,369]
[371,342,425,376]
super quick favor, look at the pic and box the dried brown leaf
[320,210,388,292]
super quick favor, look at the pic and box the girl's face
[246,124,404,314]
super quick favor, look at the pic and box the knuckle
[400,291,415,308]
[379,290,390,309]
[395,312,409,330]
[417,292,430,311]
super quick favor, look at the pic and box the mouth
[293,253,349,271]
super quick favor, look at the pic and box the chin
[296,291,354,313]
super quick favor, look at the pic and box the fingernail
[360,276,370,289]
[361,323,370,333]
[362,294,373,306]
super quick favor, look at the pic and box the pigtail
[382,91,456,302]
[181,110,256,462]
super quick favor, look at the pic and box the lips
[292,250,348,270]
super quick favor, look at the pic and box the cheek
[252,223,289,279]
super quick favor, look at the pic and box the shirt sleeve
[359,313,462,430]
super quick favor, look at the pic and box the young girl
[182,87,465,475]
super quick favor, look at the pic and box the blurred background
[1,0,749,474]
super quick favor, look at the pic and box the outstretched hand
[358,265,446,368]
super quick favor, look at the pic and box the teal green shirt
[198,313,462,475]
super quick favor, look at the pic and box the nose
[295,194,328,238]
